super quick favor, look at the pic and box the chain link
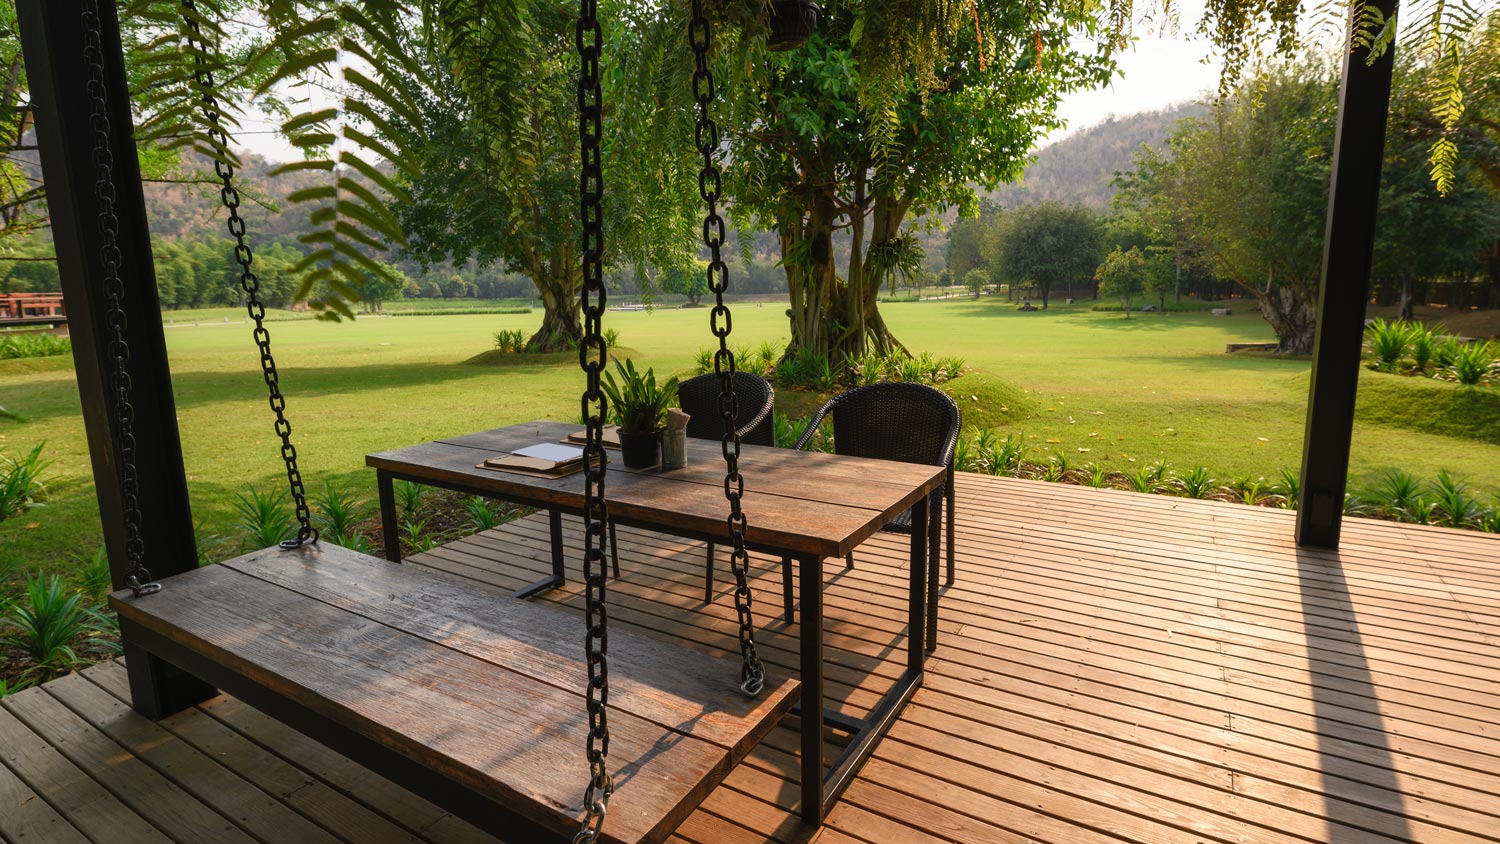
[574,0,612,839]
[81,0,159,597]
[690,0,765,697]
[180,0,315,547]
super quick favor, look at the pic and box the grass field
[4,295,1499,571]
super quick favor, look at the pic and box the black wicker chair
[780,382,960,626]
[674,371,776,602]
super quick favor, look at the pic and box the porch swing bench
[111,542,799,844]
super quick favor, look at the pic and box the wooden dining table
[366,419,945,826]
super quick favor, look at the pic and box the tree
[1142,248,1177,313]
[660,263,709,306]
[442,274,470,299]
[996,203,1103,308]
[726,5,1113,363]
[1118,61,1336,352]
[1096,247,1147,318]
[355,262,407,313]
[962,269,987,299]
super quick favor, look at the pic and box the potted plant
[767,0,821,51]
[600,359,680,468]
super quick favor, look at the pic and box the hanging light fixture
[767,0,821,51]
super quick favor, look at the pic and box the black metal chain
[574,0,612,839]
[180,0,315,547]
[81,0,159,597]
[690,0,765,697]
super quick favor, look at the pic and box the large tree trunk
[525,245,583,352]
[1487,240,1500,309]
[1256,284,1318,354]
[783,190,909,365]
[1397,272,1416,321]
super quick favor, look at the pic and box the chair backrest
[816,382,961,468]
[676,371,776,446]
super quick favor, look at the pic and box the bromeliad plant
[601,359,679,434]
[1,574,94,678]
[232,486,295,550]
[313,482,371,551]
[1,442,52,522]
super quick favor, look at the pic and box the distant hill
[984,103,1206,212]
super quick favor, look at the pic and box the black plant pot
[618,429,661,469]
[767,0,821,52]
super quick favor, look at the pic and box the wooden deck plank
[84,662,429,844]
[16,472,1500,844]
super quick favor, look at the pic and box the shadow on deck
[3,473,1498,843]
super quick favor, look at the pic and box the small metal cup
[660,428,688,469]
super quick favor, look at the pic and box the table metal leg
[514,508,568,599]
[378,472,401,564]
[798,553,823,825]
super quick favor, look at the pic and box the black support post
[16,0,213,717]
[1297,0,1399,549]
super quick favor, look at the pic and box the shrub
[0,333,71,360]
[0,574,92,675]
[1039,454,1069,483]
[693,348,715,375]
[466,496,508,532]
[401,516,438,553]
[75,546,113,599]
[1433,336,1465,369]
[313,482,370,550]
[1364,318,1413,369]
[1274,468,1300,509]
[1125,464,1161,493]
[1176,466,1216,499]
[1371,469,1428,523]
[1447,341,1495,386]
[393,480,427,518]
[0,443,52,521]
[232,486,295,549]
[1409,324,1440,373]
[1429,470,1480,528]
[493,329,527,353]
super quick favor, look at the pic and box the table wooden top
[367,420,945,558]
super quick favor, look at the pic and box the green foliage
[1372,469,1429,522]
[0,574,91,674]
[0,333,70,360]
[0,442,50,521]
[401,515,437,553]
[393,480,426,519]
[465,496,508,532]
[600,359,679,434]
[493,329,528,354]
[774,347,842,391]
[962,269,988,298]
[232,486,295,550]
[956,428,1025,477]
[1408,323,1440,373]
[312,482,369,550]
[1429,469,1481,528]
[75,546,113,600]
[1082,462,1111,489]
[996,203,1104,308]
[1095,247,1148,318]
[1177,466,1217,499]
[1447,341,1496,386]
[1365,318,1414,368]
[1275,468,1300,509]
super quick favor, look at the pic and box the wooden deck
[5,473,1500,843]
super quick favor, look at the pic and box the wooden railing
[0,292,66,323]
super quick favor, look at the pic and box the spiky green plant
[693,348,715,375]
[772,413,803,449]
[0,574,91,675]
[232,486,295,550]
[1429,470,1480,528]
[313,482,370,549]
[1177,466,1216,499]
[1125,465,1159,493]
[1040,454,1070,483]
[393,480,427,519]
[492,329,527,353]
[1408,323,1440,373]
[1448,341,1495,386]
[1364,318,1413,369]
[0,442,52,521]
[600,358,680,433]
[985,433,1025,477]
[1274,468,1300,509]
[401,516,438,553]
[1371,469,1428,523]
[938,356,967,381]
[75,546,113,600]
[1433,336,1464,369]
[466,496,507,532]
[1082,462,1110,489]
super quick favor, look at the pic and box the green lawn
[4,296,1499,572]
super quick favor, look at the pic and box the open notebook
[479,442,586,478]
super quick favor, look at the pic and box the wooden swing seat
[110,542,799,844]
